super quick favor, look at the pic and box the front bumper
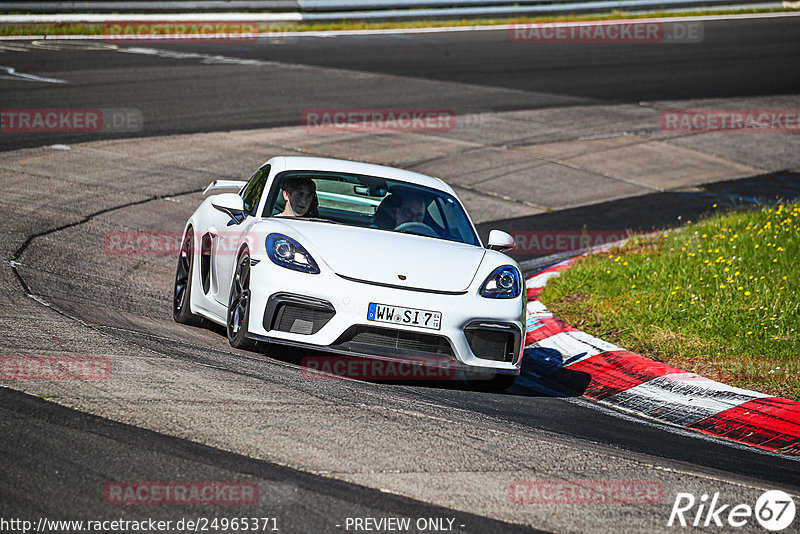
[245,261,525,374]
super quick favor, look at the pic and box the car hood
[275,220,486,292]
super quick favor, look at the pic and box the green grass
[0,8,796,37]
[541,202,800,400]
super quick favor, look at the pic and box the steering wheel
[394,221,438,238]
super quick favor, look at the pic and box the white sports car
[173,156,525,389]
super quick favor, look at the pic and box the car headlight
[480,265,521,299]
[266,233,320,274]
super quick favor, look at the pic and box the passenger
[278,176,317,217]
[394,195,426,226]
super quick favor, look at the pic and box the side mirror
[487,230,515,252]
[211,193,246,223]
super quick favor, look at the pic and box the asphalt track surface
[2,15,800,533]
[0,387,538,534]
[1,16,799,151]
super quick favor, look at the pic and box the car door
[212,164,270,306]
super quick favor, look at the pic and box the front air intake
[335,325,454,358]
[464,323,520,363]
[273,303,334,335]
[264,293,335,335]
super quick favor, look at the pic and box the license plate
[367,303,442,330]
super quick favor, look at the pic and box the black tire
[227,250,258,351]
[467,372,516,392]
[173,228,205,326]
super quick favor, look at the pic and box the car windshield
[264,170,480,246]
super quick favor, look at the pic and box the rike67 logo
[668,490,796,531]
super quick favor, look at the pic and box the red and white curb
[523,259,800,456]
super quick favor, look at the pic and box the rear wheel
[173,228,205,326]
[227,251,258,351]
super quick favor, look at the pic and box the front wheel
[227,251,258,351]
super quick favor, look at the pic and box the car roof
[268,156,454,194]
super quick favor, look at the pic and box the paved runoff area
[2,81,800,531]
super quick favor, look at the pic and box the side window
[428,199,445,228]
[436,196,471,243]
[240,165,270,216]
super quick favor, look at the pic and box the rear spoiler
[203,180,247,196]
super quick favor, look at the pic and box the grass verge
[541,202,800,400]
[0,8,796,37]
